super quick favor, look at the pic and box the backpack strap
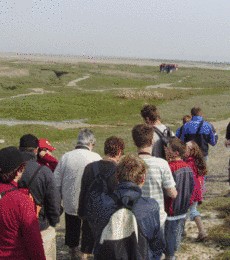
[153,126,164,138]
[0,186,18,199]
[27,165,43,188]
[178,126,183,139]
[196,120,204,135]
[92,161,100,178]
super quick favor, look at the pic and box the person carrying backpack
[140,104,174,159]
[180,107,217,160]
[87,154,164,260]
[78,136,125,259]
[18,134,61,260]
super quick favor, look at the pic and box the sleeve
[54,156,64,198]
[44,169,61,227]
[20,196,46,260]
[175,127,181,138]
[207,122,217,146]
[162,162,176,189]
[42,153,58,172]
[78,164,93,219]
[148,202,165,259]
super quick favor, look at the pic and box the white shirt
[54,148,101,215]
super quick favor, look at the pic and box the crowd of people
[0,104,228,260]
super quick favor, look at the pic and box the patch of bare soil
[0,66,29,77]
[67,75,90,87]
[146,83,202,90]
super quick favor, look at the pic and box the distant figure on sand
[180,107,218,160]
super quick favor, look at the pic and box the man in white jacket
[54,129,101,259]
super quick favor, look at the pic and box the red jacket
[0,181,46,260]
[37,153,58,172]
[185,157,204,203]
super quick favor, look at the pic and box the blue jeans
[164,218,185,257]
[189,202,200,221]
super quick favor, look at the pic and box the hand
[39,150,47,157]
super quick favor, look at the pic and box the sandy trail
[67,75,90,86]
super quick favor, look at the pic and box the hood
[114,181,142,210]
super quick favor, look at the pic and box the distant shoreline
[0,52,229,70]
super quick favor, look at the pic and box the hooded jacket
[89,181,164,260]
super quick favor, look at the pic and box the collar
[192,115,203,121]
[75,145,90,151]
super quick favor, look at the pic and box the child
[185,141,207,241]
[164,137,194,260]
[37,138,58,172]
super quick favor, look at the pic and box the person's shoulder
[145,156,169,168]
[137,197,160,213]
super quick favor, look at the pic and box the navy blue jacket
[180,116,217,156]
[88,181,164,260]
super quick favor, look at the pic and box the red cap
[38,138,56,151]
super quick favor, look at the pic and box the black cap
[19,134,38,149]
[0,146,24,174]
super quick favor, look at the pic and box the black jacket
[19,152,60,231]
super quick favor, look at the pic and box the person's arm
[165,187,177,198]
[162,162,177,198]
[44,169,61,227]
[54,157,64,198]
[20,196,46,260]
[78,164,93,219]
[39,152,58,172]
[207,123,218,146]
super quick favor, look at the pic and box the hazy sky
[0,0,229,62]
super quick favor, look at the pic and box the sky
[0,0,230,62]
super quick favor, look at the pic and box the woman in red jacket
[185,141,207,242]
[0,146,45,260]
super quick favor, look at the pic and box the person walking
[140,104,174,159]
[164,138,194,260]
[78,136,125,258]
[185,141,207,241]
[18,134,60,260]
[0,146,46,260]
[132,124,177,228]
[180,107,217,160]
[54,129,101,259]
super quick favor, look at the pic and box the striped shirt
[141,156,176,226]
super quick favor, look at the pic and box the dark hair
[104,136,125,157]
[116,154,147,185]
[19,134,39,150]
[0,164,25,183]
[191,107,202,116]
[168,137,186,158]
[140,104,160,123]
[132,124,154,148]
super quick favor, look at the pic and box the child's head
[185,141,199,157]
[185,141,207,176]
[166,137,186,160]
[182,115,191,124]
